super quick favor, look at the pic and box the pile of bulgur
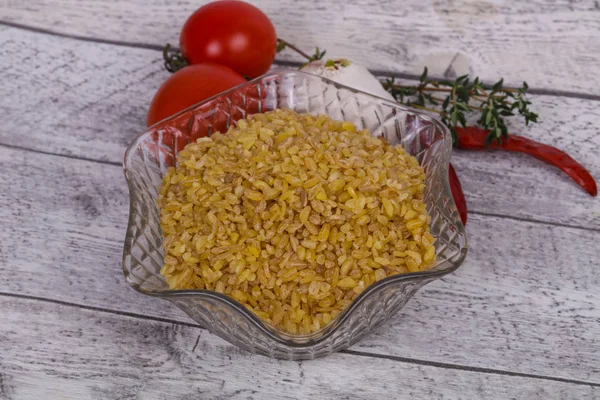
[158,109,435,334]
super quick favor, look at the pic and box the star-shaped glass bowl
[123,70,468,360]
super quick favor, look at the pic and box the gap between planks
[2,19,600,102]
[0,141,597,234]
[1,290,598,389]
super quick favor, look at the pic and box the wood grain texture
[1,296,598,400]
[1,27,599,231]
[0,27,161,164]
[2,4,600,396]
[1,144,598,383]
[2,0,600,93]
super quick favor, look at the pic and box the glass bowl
[122,70,468,360]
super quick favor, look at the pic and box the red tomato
[147,63,246,126]
[180,0,277,78]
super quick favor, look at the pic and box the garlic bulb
[301,59,394,102]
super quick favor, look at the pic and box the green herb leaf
[425,93,438,105]
[442,96,450,110]
[456,74,469,84]
[458,112,467,127]
[450,126,458,144]
[310,47,327,61]
[457,87,470,102]
[276,40,287,53]
[457,102,470,112]
[485,109,492,125]
[492,78,504,92]
[420,67,428,82]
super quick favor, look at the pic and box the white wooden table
[1,1,599,398]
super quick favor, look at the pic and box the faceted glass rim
[122,69,468,346]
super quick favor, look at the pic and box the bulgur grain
[158,109,435,334]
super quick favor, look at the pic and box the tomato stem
[163,43,189,73]
[277,38,313,61]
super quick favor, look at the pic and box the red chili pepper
[448,163,468,226]
[455,126,597,197]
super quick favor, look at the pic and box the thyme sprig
[383,68,539,144]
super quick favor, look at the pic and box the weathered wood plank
[0,144,598,383]
[1,296,597,400]
[1,0,600,93]
[2,1,599,395]
[1,27,599,229]
[0,27,161,164]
